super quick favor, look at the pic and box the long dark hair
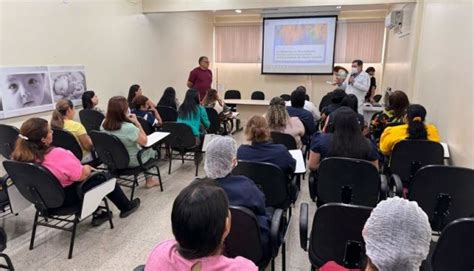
[103,96,130,131]
[82,90,95,110]
[178,89,199,118]
[388,90,409,118]
[158,87,177,109]
[328,107,372,159]
[202,89,218,106]
[127,84,140,106]
[12,118,51,163]
[406,104,428,140]
[172,178,229,259]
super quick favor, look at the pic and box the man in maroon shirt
[187,56,212,101]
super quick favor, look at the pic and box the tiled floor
[1,132,317,270]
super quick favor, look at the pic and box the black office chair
[408,165,474,232]
[161,122,202,176]
[89,131,162,200]
[373,94,382,103]
[270,132,297,150]
[280,94,291,101]
[79,109,105,134]
[51,128,103,168]
[305,94,310,101]
[156,105,178,122]
[300,203,373,270]
[388,140,444,186]
[3,161,114,259]
[251,91,265,100]
[0,124,20,215]
[224,90,241,111]
[204,107,220,134]
[133,265,145,271]
[431,218,474,271]
[313,158,393,207]
[225,206,287,271]
[137,117,155,136]
[232,161,297,217]
[0,227,13,270]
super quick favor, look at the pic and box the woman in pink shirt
[145,179,257,271]
[11,118,140,226]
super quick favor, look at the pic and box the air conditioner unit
[385,10,403,29]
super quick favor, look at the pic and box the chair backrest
[224,206,263,265]
[0,124,19,159]
[280,94,291,101]
[156,105,178,122]
[137,117,155,135]
[317,157,381,207]
[204,107,220,134]
[409,165,474,231]
[79,109,105,134]
[389,140,444,182]
[161,122,196,150]
[431,218,474,271]
[270,132,297,150]
[251,91,265,100]
[3,160,65,211]
[224,90,241,100]
[232,161,289,209]
[373,94,382,103]
[305,94,310,101]
[89,131,130,171]
[51,128,83,160]
[309,203,372,268]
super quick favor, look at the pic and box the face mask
[351,67,358,74]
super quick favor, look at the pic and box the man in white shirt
[285,86,320,122]
[341,59,370,114]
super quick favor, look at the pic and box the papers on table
[289,149,306,174]
[440,142,450,158]
[202,134,220,152]
[145,132,170,147]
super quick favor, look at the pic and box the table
[201,134,220,152]
[224,99,271,128]
[145,132,170,147]
[289,149,306,174]
[362,104,384,124]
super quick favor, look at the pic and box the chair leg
[288,208,292,220]
[156,166,163,192]
[168,151,172,174]
[282,242,286,271]
[68,216,79,259]
[29,210,39,250]
[103,198,114,229]
[0,253,14,270]
[271,258,275,271]
[130,175,137,201]
[181,154,184,164]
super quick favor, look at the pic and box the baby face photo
[51,71,86,101]
[1,73,52,111]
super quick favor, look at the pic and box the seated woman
[176,89,210,145]
[145,179,257,271]
[11,118,140,226]
[51,99,94,163]
[202,88,227,115]
[266,97,305,149]
[309,107,379,172]
[100,96,160,188]
[380,104,440,156]
[204,136,271,260]
[131,95,160,128]
[127,84,162,124]
[370,90,409,142]
[158,87,179,110]
[81,90,103,113]
[320,197,431,271]
[237,115,296,176]
[339,94,366,132]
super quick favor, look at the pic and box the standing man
[187,56,212,102]
[365,66,376,103]
[341,59,370,113]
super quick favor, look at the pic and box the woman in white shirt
[202,88,226,114]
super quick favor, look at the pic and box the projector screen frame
[260,15,338,75]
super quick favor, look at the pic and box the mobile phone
[343,240,363,268]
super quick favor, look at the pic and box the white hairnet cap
[204,136,237,179]
[363,197,432,271]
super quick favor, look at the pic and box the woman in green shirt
[177,89,210,146]
[101,96,160,188]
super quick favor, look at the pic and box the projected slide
[262,16,337,74]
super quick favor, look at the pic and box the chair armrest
[389,174,403,197]
[299,203,309,251]
[270,208,285,257]
[308,173,315,201]
[0,175,12,192]
[79,177,116,220]
[379,174,388,200]
[76,171,110,199]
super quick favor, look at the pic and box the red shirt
[188,67,212,100]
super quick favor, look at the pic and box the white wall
[411,0,473,167]
[0,1,213,128]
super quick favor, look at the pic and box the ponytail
[11,118,51,163]
[406,104,428,140]
[51,99,73,129]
